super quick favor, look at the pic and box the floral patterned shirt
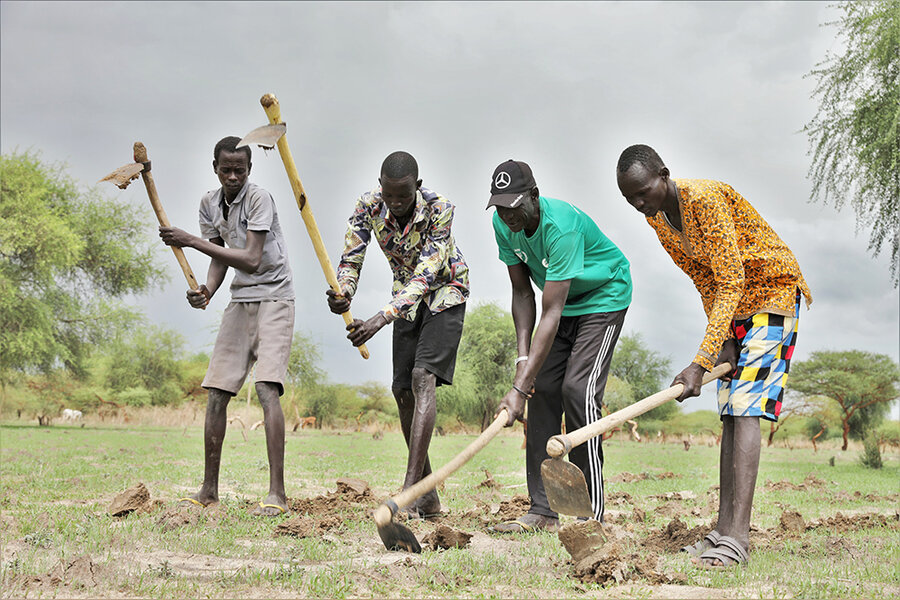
[646,179,812,370]
[336,187,469,322]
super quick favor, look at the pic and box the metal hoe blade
[99,162,145,190]
[376,519,422,553]
[541,458,593,517]
[236,123,286,149]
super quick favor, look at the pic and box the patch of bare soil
[10,554,100,595]
[487,494,531,524]
[643,517,712,554]
[764,473,827,492]
[570,539,686,586]
[806,511,900,533]
[610,471,681,483]
[155,500,225,531]
[275,513,343,538]
[422,524,473,549]
[288,478,374,518]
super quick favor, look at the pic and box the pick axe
[100,143,203,305]
[238,93,369,359]
[374,408,510,553]
[541,362,734,517]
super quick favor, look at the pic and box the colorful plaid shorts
[717,294,800,422]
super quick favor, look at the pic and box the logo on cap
[495,171,511,189]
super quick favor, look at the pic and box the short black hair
[617,144,665,174]
[381,151,418,180]
[214,136,251,164]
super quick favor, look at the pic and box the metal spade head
[236,123,286,150]
[376,519,422,553]
[541,458,593,517]
[99,162,145,190]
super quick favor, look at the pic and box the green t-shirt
[493,196,632,316]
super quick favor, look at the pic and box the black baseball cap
[486,160,536,209]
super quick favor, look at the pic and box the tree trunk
[768,422,778,447]
[842,420,850,451]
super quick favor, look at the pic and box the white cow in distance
[62,408,83,421]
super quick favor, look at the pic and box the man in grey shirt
[159,135,295,516]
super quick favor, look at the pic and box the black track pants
[525,308,627,520]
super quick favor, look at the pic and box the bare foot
[251,493,288,516]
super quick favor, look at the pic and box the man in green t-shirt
[488,160,633,532]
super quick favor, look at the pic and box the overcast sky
[2,1,897,413]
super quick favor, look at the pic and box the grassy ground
[1,420,898,599]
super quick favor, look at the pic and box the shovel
[541,362,733,517]
[239,94,368,359]
[373,408,510,552]
[100,142,203,304]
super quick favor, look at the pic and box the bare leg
[392,368,439,515]
[716,416,736,536]
[254,381,288,515]
[702,415,760,566]
[186,388,231,506]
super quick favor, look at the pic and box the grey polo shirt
[198,181,294,301]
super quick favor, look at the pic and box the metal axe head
[541,458,594,518]
[99,162,145,190]
[236,123,286,150]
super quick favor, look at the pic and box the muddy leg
[187,388,231,506]
[253,381,287,515]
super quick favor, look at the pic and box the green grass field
[1,421,898,599]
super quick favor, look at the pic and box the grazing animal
[300,416,317,430]
[61,408,83,421]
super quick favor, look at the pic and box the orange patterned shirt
[646,179,812,370]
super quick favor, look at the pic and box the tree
[437,302,517,430]
[790,350,900,450]
[99,324,187,406]
[609,332,676,421]
[803,0,900,285]
[0,152,164,381]
[283,331,326,426]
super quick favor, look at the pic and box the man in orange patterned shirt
[616,144,812,568]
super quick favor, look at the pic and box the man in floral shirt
[326,151,468,517]
[616,144,812,568]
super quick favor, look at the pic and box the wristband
[512,385,533,400]
[515,356,528,365]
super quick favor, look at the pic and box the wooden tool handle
[259,94,369,360]
[546,362,734,458]
[133,142,201,293]
[373,409,509,527]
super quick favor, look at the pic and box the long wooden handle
[133,142,201,292]
[374,409,509,527]
[546,362,733,458]
[259,94,369,360]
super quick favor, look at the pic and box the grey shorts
[392,302,466,389]
[202,300,295,396]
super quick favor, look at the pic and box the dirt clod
[492,494,530,523]
[478,469,500,489]
[779,510,806,535]
[558,520,608,563]
[643,517,710,554]
[336,477,370,497]
[108,483,150,517]
[155,504,200,531]
[422,524,473,549]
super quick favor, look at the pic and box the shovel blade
[376,519,422,553]
[99,162,144,190]
[237,123,286,149]
[541,458,593,518]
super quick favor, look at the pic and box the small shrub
[859,433,883,469]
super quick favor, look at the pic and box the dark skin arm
[159,227,266,274]
[496,263,571,426]
[186,237,229,309]
[673,338,740,401]
[325,288,382,346]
